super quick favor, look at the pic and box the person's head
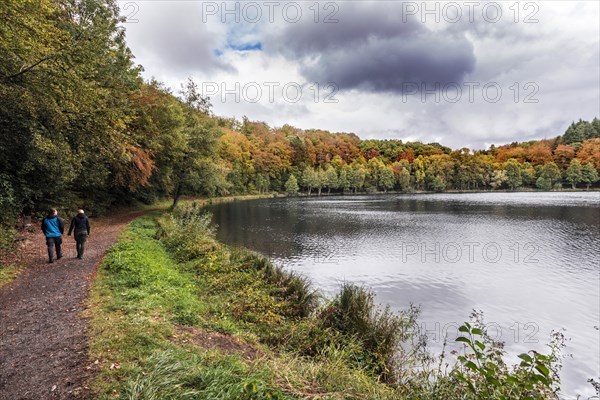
[78,209,84,215]
[48,208,57,217]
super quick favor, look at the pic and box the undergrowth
[88,204,568,399]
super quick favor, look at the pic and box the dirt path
[0,209,153,400]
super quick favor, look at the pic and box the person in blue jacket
[41,208,65,263]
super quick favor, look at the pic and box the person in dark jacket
[68,209,91,259]
[41,208,65,263]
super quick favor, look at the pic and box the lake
[207,192,600,398]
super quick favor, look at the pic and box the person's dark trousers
[46,237,63,262]
[75,233,87,259]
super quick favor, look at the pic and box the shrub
[320,283,417,381]
[397,311,565,400]
[261,261,319,318]
[157,202,221,262]
[0,224,17,254]
[450,314,564,400]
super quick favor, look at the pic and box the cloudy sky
[119,1,600,149]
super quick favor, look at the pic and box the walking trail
[0,209,152,400]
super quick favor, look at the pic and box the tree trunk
[318,187,322,196]
[171,184,182,210]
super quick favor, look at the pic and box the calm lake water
[207,192,600,398]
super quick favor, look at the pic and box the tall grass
[232,249,320,318]
[320,283,419,382]
[90,209,568,400]
[158,203,319,320]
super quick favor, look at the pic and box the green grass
[88,215,290,399]
[89,213,398,399]
[0,224,23,287]
[0,263,19,287]
[88,206,566,400]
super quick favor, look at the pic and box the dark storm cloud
[264,2,476,93]
[301,32,475,93]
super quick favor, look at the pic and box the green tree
[562,119,599,145]
[397,167,411,191]
[255,174,270,194]
[367,157,386,190]
[581,163,599,189]
[431,176,446,192]
[324,165,339,194]
[504,159,523,190]
[520,162,537,186]
[338,165,351,193]
[315,169,325,196]
[565,159,583,189]
[301,166,318,195]
[351,163,367,193]
[285,174,299,196]
[536,177,552,190]
[1,0,147,213]
[378,166,396,192]
[539,162,562,190]
[490,170,507,189]
[170,104,223,208]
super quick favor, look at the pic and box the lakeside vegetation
[88,203,568,399]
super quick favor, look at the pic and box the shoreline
[84,197,576,398]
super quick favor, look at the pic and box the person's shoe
[57,254,63,260]
[48,259,54,263]
[77,256,82,259]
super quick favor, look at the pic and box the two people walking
[41,209,91,263]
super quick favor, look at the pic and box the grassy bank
[87,204,566,399]
[88,212,401,399]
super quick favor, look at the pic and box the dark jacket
[68,214,91,236]
[41,215,65,238]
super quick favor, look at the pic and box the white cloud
[119,1,600,150]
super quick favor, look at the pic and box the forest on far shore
[1,0,599,229]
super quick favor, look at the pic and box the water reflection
[207,192,600,398]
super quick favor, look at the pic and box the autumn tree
[553,144,576,169]
[575,139,600,170]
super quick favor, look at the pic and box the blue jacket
[41,216,65,238]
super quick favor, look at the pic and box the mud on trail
[0,210,152,400]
